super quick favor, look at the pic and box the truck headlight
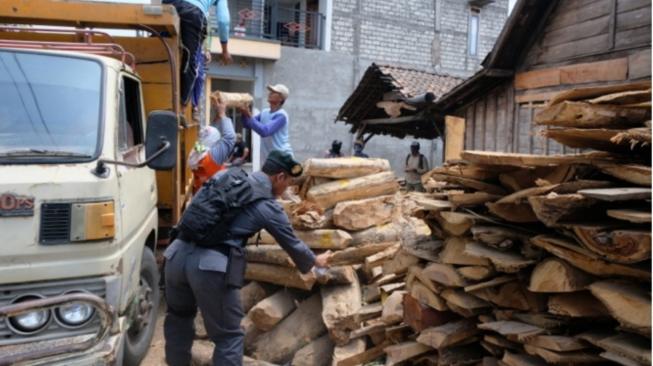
[56,302,95,327]
[70,201,115,242]
[7,295,51,334]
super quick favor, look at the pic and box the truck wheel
[123,247,160,366]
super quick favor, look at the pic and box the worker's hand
[213,98,227,119]
[239,107,251,118]
[220,50,233,65]
[314,250,332,268]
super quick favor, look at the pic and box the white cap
[267,84,289,100]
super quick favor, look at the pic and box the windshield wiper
[0,149,92,158]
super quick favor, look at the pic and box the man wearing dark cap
[163,150,331,366]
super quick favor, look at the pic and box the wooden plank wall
[459,0,650,155]
[524,0,650,68]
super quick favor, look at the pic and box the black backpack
[176,168,259,248]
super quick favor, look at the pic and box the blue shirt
[164,171,316,273]
[243,108,293,161]
[208,115,236,164]
[183,0,230,43]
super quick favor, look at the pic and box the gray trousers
[164,244,244,366]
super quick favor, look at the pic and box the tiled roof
[376,64,463,100]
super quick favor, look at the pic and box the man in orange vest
[189,99,235,192]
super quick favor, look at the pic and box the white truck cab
[0,47,178,365]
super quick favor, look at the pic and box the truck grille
[40,203,71,244]
[0,277,106,346]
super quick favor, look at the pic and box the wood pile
[192,82,650,365]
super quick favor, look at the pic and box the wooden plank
[336,341,388,366]
[606,209,651,223]
[537,34,610,65]
[478,321,545,339]
[592,162,652,186]
[460,150,619,167]
[578,187,651,201]
[474,101,485,151]
[384,342,432,365]
[486,94,498,151]
[464,242,535,273]
[589,281,651,336]
[628,48,651,79]
[560,57,628,85]
[529,257,593,293]
[573,225,651,264]
[544,128,635,152]
[445,115,465,162]
[596,333,652,365]
[523,344,604,364]
[471,282,546,312]
[416,319,479,350]
[548,80,651,105]
[588,89,651,104]
[530,235,651,280]
[527,335,590,352]
[542,14,611,48]
[546,0,612,30]
[515,68,561,90]
[515,91,560,104]
[535,101,648,128]
[496,88,510,152]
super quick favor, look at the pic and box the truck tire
[123,247,160,366]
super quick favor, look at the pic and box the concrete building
[205,0,509,174]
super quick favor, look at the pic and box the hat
[267,84,289,99]
[265,150,303,177]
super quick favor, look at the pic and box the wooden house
[436,0,651,156]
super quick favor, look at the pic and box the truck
[0,1,200,364]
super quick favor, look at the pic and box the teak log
[331,339,366,366]
[530,236,650,280]
[440,237,490,266]
[524,344,604,364]
[241,281,270,314]
[417,318,479,349]
[295,229,352,250]
[547,292,610,318]
[434,211,474,236]
[589,281,651,336]
[403,293,455,332]
[457,266,496,281]
[246,245,295,267]
[252,294,326,364]
[291,334,334,366]
[211,90,253,108]
[329,241,398,266]
[422,262,468,287]
[306,172,399,209]
[471,282,545,312]
[249,290,297,331]
[464,242,535,273]
[332,195,395,231]
[321,273,362,346]
[529,257,593,293]
[409,280,448,311]
[381,290,406,325]
[526,335,589,352]
[572,226,651,264]
[534,101,648,128]
[303,157,391,179]
[384,341,431,366]
[528,193,597,227]
[350,217,431,246]
[245,263,316,290]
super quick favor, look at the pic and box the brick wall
[332,0,509,77]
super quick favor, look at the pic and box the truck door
[116,75,157,257]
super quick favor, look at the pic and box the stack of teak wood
[193,82,651,366]
[232,157,436,366]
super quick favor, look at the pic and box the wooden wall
[458,0,650,155]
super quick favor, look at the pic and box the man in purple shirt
[240,84,293,166]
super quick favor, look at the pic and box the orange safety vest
[192,153,226,193]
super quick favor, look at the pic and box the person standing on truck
[188,98,235,192]
[163,0,232,107]
[404,141,429,192]
[239,84,293,165]
[163,150,331,366]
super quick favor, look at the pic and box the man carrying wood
[405,141,429,192]
[163,150,331,366]
[240,84,294,166]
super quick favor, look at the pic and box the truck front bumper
[0,293,123,366]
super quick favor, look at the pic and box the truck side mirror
[145,111,178,170]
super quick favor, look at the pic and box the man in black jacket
[163,151,330,366]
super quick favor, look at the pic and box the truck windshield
[0,50,102,161]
